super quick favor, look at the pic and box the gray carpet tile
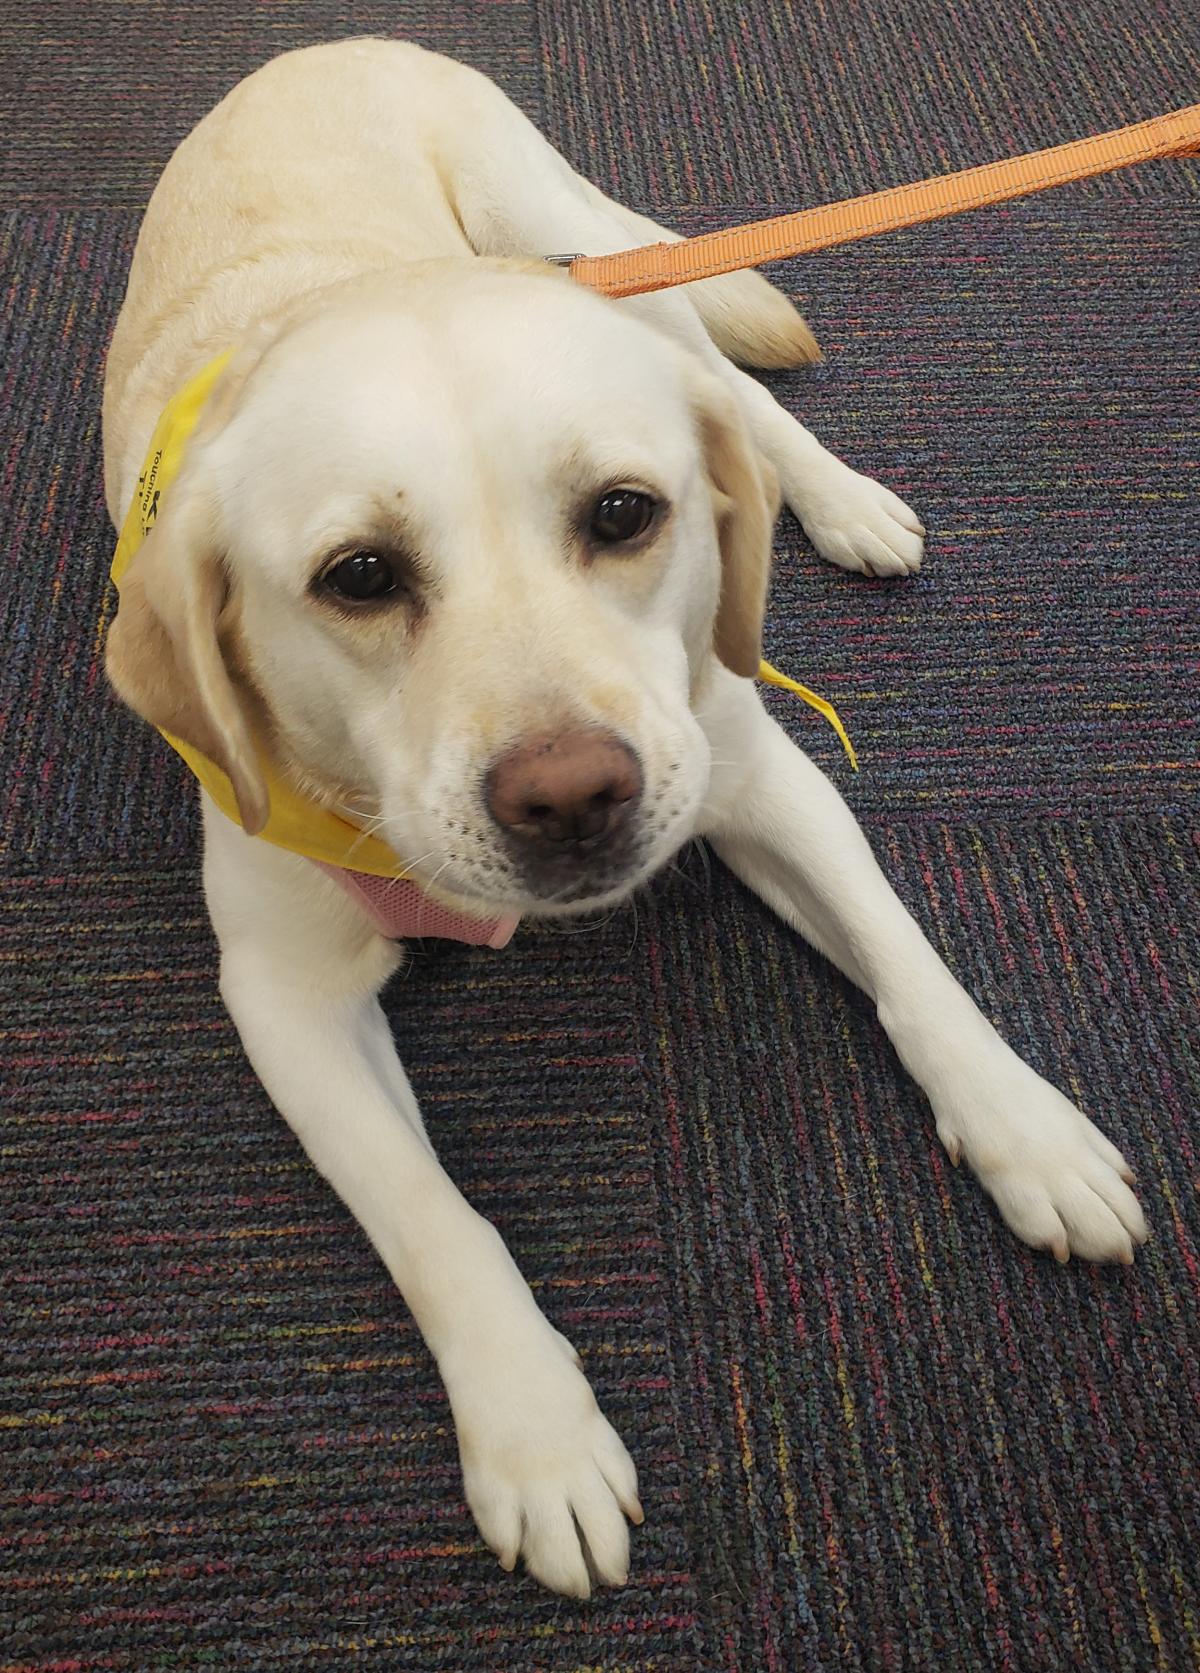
[537,0,1200,204]
[3,1,541,205]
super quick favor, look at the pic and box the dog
[102,39,1147,1597]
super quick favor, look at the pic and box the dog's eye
[321,550,398,602]
[589,489,657,545]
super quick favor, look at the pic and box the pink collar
[312,861,519,947]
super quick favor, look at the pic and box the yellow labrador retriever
[103,39,1146,1598]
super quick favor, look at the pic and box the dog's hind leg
[566,195,823,372]
[440,66,818,370]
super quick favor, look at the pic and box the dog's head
[106,263,778,914]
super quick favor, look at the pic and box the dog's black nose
[485,730,643,855]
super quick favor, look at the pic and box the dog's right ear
[690,374,781,679]
[106,451,270,836]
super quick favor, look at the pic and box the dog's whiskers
[542,901,630,937]
[660,836,714,900]
[329,799,452,880]
[329,799,391,865]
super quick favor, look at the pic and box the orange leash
[568,103,1200,298]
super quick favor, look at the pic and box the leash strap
[568,103,1200,298]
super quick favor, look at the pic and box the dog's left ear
[106,335,284,835]
[106,452,270,836]
[691,375,781,678]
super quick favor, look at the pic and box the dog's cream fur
[102,40,1147,1598]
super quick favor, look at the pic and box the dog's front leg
[700,672,1147,1263]
[202,802,640,1596]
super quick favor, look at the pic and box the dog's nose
[486,730,643,851]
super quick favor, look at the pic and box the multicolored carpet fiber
[540,0,1200,204]
[2,3,1198,1669]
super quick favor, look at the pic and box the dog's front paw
[933,1060,1147,1264]
[444,1319,641,1596]
[799,465,925,577]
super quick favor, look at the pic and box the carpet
[2,3,1198,1669]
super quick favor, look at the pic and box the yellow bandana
[110,356,857,878]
